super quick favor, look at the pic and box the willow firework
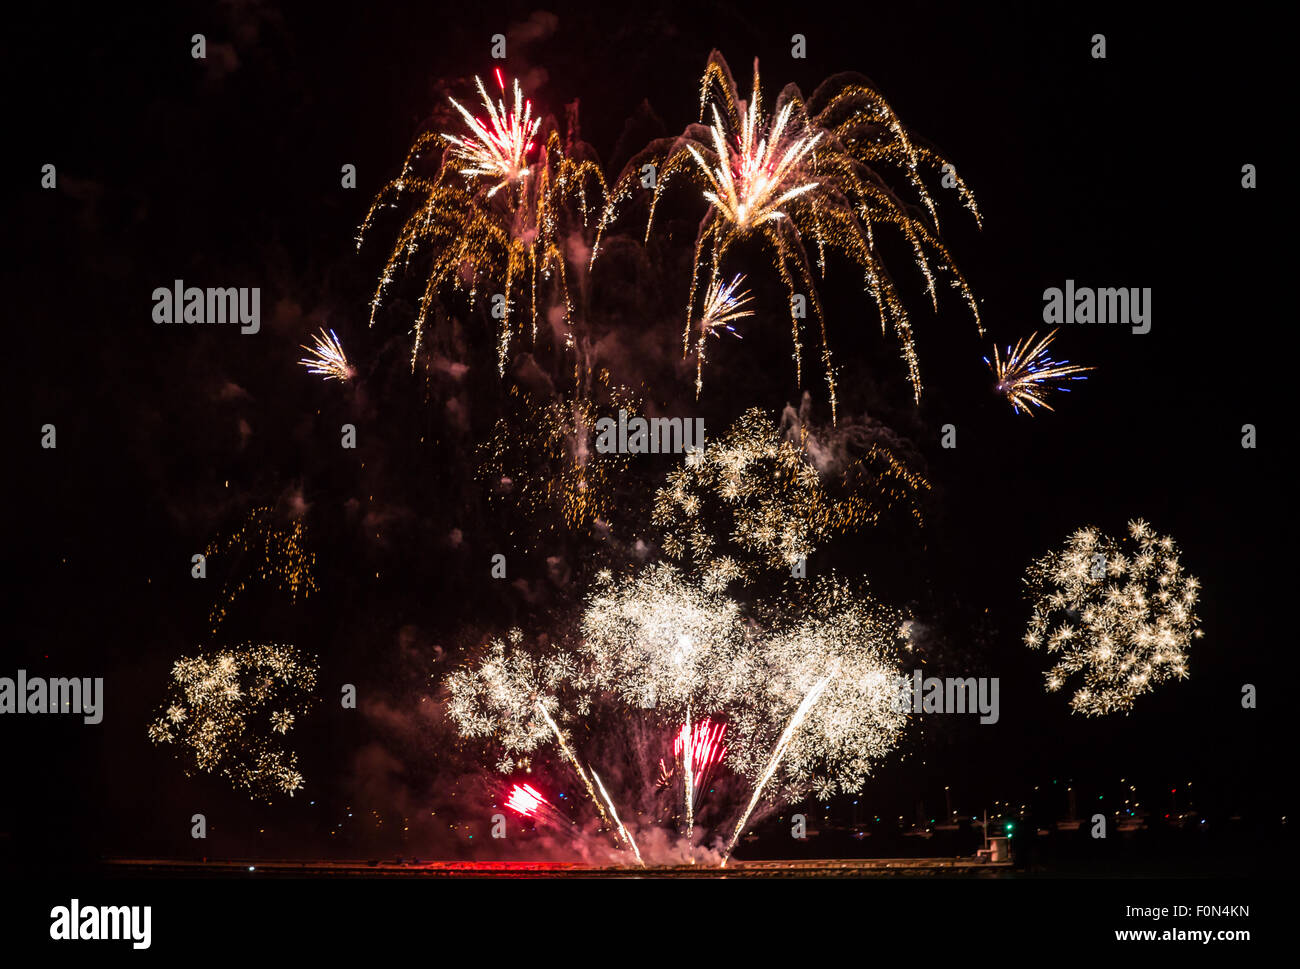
[596,51,981,419]
[147,644,318,800]
[1023,520,1202,715]
[358,72,608,373]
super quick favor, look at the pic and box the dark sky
[6,1,1289,867]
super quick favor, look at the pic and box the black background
[5,0,1291,898]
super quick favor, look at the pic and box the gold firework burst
[203,506,318,634]
[358,73,608,374]
[595,51,981,419]
[1024,519,1202,715]
[476,378,637,535]
[654,407,928,583]
[148,643,318,800]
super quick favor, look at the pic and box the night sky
[7,0,1290,874]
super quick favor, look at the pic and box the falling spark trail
[722,675,831,864]
[534,702,623,844]
[591,768,645,867]
[682,707,695,858]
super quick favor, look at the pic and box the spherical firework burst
[654,407,928,584]
[147,644,318,800]
[579,563,755,716]
[1023,519,1202,715]
[985,329,1092,415]
[298,327,355,382]
[596,51,981,419]
[717,577,908,859]
[445,629,585,774]
[358,72,608,373]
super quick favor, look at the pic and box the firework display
[572,562,754,850]
[440,562,915,863]
[159,51,1212,873]
[655,407,928,583]
[147,644,318,800]
[693,273,754,397]
[203,506,318,634]
[595,51,982,420]
[357,71,608,373]
[476,380,637,535]
[445,629,585,775]
[298,328,355,382]
[1023,520,1201,715]
[25,7,1252,904]
[985,329,1092,415]
[445,631,640,858]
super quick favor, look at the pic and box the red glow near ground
[505,782,550,817]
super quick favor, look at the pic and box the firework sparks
[694,273,754,397]
[358,73,607,373]
[444,74,539,196]
[655,408,928,584]
[689,96,823,231]
[676,717,728,798]
[477,381,637,535]
[446,631,640,856]
[723,576,910,858]
[985,329,1092,415]
[596,51,981,419]
[723,675,830,863]
[1024,520,1201,715]
[581,564,756,853]
[590,768,645,867]
[445,630,583,774]
[203,506,318,634]
[147,644,318,800]
[298,328,355,382]
[505,782,551,817]
[579,563,754,715]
